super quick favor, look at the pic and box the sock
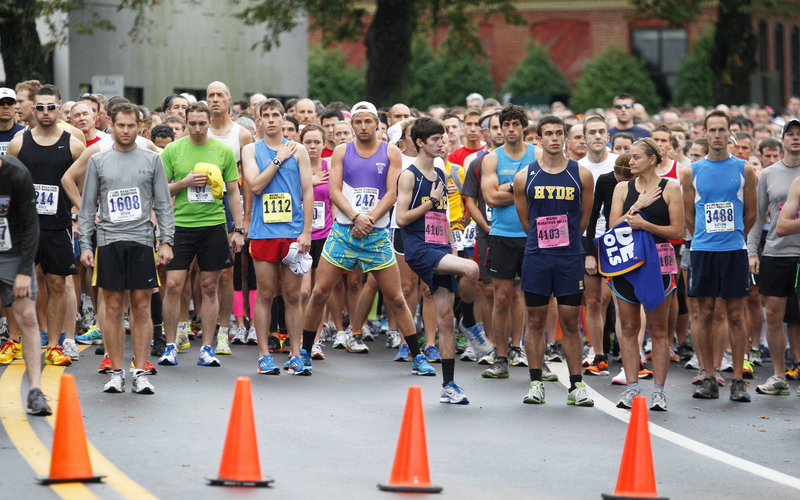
[569,374,582,392]
[302,329,316,353]
[498,356,508,364]
[248,290,257,318]
[654,384,664,392]
[442,358,455,386]
[233,291,244,318]
[629,382,639,393]
[530,368,542,382]
[461,300,476,328]
[405,334,421,357]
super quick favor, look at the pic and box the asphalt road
[1,335,799,499]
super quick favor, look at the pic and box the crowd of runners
[2,78,800,416]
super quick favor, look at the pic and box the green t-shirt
[161,136,239,228]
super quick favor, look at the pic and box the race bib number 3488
[704,201,734,233]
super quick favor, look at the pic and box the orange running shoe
[98,354,113,373]
[45,346,72,366]
[0,339,22,364]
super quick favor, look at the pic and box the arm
[369,144,402,223]
[152,155,175,248]
[61,143,100,208]
[465,197,490,233]
[742,162,758,238]
[77,158,99,266]
[776,176,800,236]
[5,135,21,159]
[584,174,606,255]
[608,182,629,229]
[680,164,696,236]
[296,145,314,253]
[480,152,514,206]
[578,165,594,235]
[70,135,86,161]
[625,180,684,240]
[245,141,297,195]
[513,169,530,234]
[12,169,39,277]
[747,168,768,273]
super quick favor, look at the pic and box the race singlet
[107,187,142,223]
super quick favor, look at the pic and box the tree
[235,0,521,106]
[570,47,660,114]
[501,40,568,98]
[307,46,365,105]
[673,29,715,106]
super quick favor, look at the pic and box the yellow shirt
[443,161,466,228]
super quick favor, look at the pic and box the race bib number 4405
[34,184,59,215]
[107,188,142,223]
[704,201,734,233]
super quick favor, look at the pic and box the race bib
[462,221,476,248]
[353,187,378,215]
[187,184,213,203]
[536,214,569,248]
[312,201,325,230]
[595,212,607,239]
[656,243,678,274]
[34,184,59,215]
[485,205,492,222]
[262,192,292,223]
[424,212,448,245]
[452,228,464,251]
[704,202,734,233]
[0,217,10,251]
[107,187,142,223]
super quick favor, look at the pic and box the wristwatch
[233,227,245,235]
[430,197,442,209]
[272,158,281,167]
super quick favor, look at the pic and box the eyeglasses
[34,104,59,112]
[614,104,633,109]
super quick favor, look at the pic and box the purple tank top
[337,141,391,228]
[312,159,333,240]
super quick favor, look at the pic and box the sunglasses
[614,104,633,109]
[0,98,14,106]
[34,103,59,112]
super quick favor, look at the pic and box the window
[792,26,799,97]
[775,24,785,104]
[759,22,768,71]
[632,28,687,93]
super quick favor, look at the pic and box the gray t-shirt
[746,160,800,257]
[78,146,174,254]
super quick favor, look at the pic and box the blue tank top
[490,144,536,237]
[399,165,450,252]
[524,160,583,255]
[336,141,391,228]
[691,156,746,251]
[248,139,304,239]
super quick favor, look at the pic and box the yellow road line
[0,362,99,500]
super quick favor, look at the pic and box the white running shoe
[103,370,125,393]
[231,326,247,344]
[333,329,349,349]
[684,352,700,370]
[61,338,79,361]
[132,370,154,394]
[246,326,258,345]
[612,368,627,385]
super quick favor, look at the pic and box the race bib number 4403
[107,188,142,223]
[34,184,58,215]
[704,201,734,233]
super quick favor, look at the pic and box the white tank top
[209,122,242,164]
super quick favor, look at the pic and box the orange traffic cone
[602,395,668,499]
[38,374,104,484]
[207,377,273,487]
[378,386,442,493]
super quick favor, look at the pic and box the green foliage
[402,37,495,109]
[570,47,660,114]
[673,29,715,106]
[629,0,702,27]
[308,46,365,105]
[501,40,568,98]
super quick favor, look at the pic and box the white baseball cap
[350,101,379,119]
[0,88,16,101]
[282,242,312,276]
[387,123,403,144]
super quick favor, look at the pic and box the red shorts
[249,238,296,263]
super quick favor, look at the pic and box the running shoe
[45,346,71,366]
[76,325,102,344]
[246,327,258,345]
[691,369,705,385]
[567,381,594,407]
[278,333,291,353]
[103,369,125,393]
[482,358,509,378]
[616,385,639,409]
[198,345,221,367]
[311,341,325,360]
[385,329,402,349]
[785,362,800,380]
[257,354,280,375]
[523,380,546,404]
[669,345,680,363]
[40,330,47,348]
[649,390,668,411]
[582,345,595,367]
[611,368,627,385]
[440,381,469,404]
[321,322,336,343]
[61,338,79,361]
[720,352,734,373]
[98,354,113,373]
[332,330,349,349]
[129,359,157,375]
[0,339,22,364]
[748,346,762,366]
[176,328,190,352]
[684,353,700,370]
[758,344,771,362]
[729,378,751,402]
[713,369,726,387]
[542,363,559,382]
[300,348,312,367]
[509,346,528,367]
[756,375,790,396]
[692,376,719,399]
[231,326,247,344]
[412,354,436,376]
[394,343,411,362]
[424,345,442,363]
[455,333,467,355]
[584,357,609,376]
[27,388,51,416]
[287,355,311,376]
[477,351,496,365]
[158,343,178,365]
[676,342,694,361]
[460,344,477,362]
[131,370,154,394]
[346,334,370,353]
[150,334,166,357]
[638,363,653,379]
[123,313,131,332]
[268,335,281,353]
[643,338,652,354]
[742,359,755,379]
[545,342,564,363]
[361,321,377,341]
[81,311,96,332]
[216,334,232,355]
[457,319,494,357]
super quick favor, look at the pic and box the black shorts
[688,250,749,299]
[524,291,582,307]
[36,227,78,276]
[93,241,158,291]
[166,224,233,272]
[758,256,800,297]
[474,233,492,284]
[487,235,526,280]
[310,238,326,269]
[233,242,257,291]
[392,228,404,256]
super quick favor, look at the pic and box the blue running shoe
[76,325,103,345]
[394,343,411,362]
[458,319,494,357]
[258,354,280,375]
[424,345,442,363]
[300,348,312,367]
[287,355,311,376]
[412,354,436,376]
[440,381,469,404]
[58,332,66,345]
[197,345,221,367]
[158,343,178,365]
[40,331,48,348]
